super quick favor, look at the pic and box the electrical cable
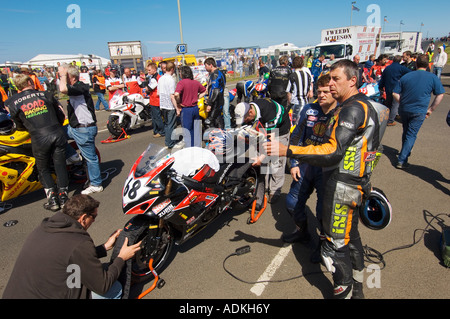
[223,245,328,284]
[223,211,449,284]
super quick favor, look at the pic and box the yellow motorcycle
[0,118,100,202]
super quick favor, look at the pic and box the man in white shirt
[157,62,179,149]
[286,56,313,125]
[433,46,448,79]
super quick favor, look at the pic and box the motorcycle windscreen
[134,144,172,178]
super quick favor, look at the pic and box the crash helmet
[207,129,233,156]
[0,112,15,135]
[360,187,392,230]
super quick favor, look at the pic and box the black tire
[107,114,130,138]
[233,166,259,210]
[113,215,174,283]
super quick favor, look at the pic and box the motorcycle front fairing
[122,144,174,216]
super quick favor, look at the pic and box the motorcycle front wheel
[107,114,130,138]
[115,215,174,283]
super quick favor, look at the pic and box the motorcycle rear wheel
[116,215,174,283]
[107,115,130,138]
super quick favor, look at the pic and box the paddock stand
[101,128,130,144]
[247,194,268,224]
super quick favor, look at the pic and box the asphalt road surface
[0,72,449,303]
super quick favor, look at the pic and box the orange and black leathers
[286,93,388,293]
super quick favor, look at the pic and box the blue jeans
[161,108,178,148]
[95,92,109,110]
[150,105,165,135]
[223,93,231,129]
[291,104,304,126]
[397,111,426,164]
[67,125,102,186]
[181,106,202,147]
[433,66,443,79]
[91,281,122,299]
[285,163,324,226]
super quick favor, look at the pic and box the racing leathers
[236,80,255,103]
[286,102,333,237]
[267,64,292,110]
[286,93,388,298]
[6,89,69,210]
[205,68,226,129]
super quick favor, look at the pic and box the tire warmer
[110,217,150,299]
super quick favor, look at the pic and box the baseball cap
[234,102,250,125]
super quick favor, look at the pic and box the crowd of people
[1,41,448,299]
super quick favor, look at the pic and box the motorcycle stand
[101,128,130,144]
[137,258,165,299]
[247,194,268,224]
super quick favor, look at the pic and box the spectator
[123,67,143,96]
[105,68,125,101]
[92,70,109,111]
[368,54,388,82]
[158,61,167,76]
[146,61,165,138]
[104,62,112,77]
[286,56,313,125]
[5,73,68,211]
[258,61,270,80]
[267,55,292,110]
[310,55,325,96]
[158,62,178,149]
[433,46,448,79]
[3,194,141,299]
[401,51,417,71]
[174,66,206,148]
[393,54,445,169]
[58,64,103,195]
[204,57,226,129]
[379,55,412,126]
[283,74,337,265]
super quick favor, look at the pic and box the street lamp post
[177,0,185,65]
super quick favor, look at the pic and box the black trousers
[32,129,69,190]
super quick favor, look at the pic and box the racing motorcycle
[254,73,270,99]
[0,116,101,202]
[106,90,152,139]
[111,125,268,285]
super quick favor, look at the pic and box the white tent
[24,53,110,70]
[260,43,302,57]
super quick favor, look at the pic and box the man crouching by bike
[5,73,69,211]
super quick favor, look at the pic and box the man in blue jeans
[283,74,337,263]
[59,64,103,194]
[393,54,445,169]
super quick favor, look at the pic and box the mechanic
[5,73,69,211]
[264,60,389,299]
[235,80,255,104]
[3,194,141,299]
[234,97,290,204]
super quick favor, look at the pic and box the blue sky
[1,0,449,63]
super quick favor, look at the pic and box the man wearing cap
[234,98,290,203]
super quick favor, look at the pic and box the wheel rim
[132,225,173,278]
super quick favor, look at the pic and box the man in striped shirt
[286,56,313,125]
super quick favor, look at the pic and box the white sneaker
[81,185,104,195]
